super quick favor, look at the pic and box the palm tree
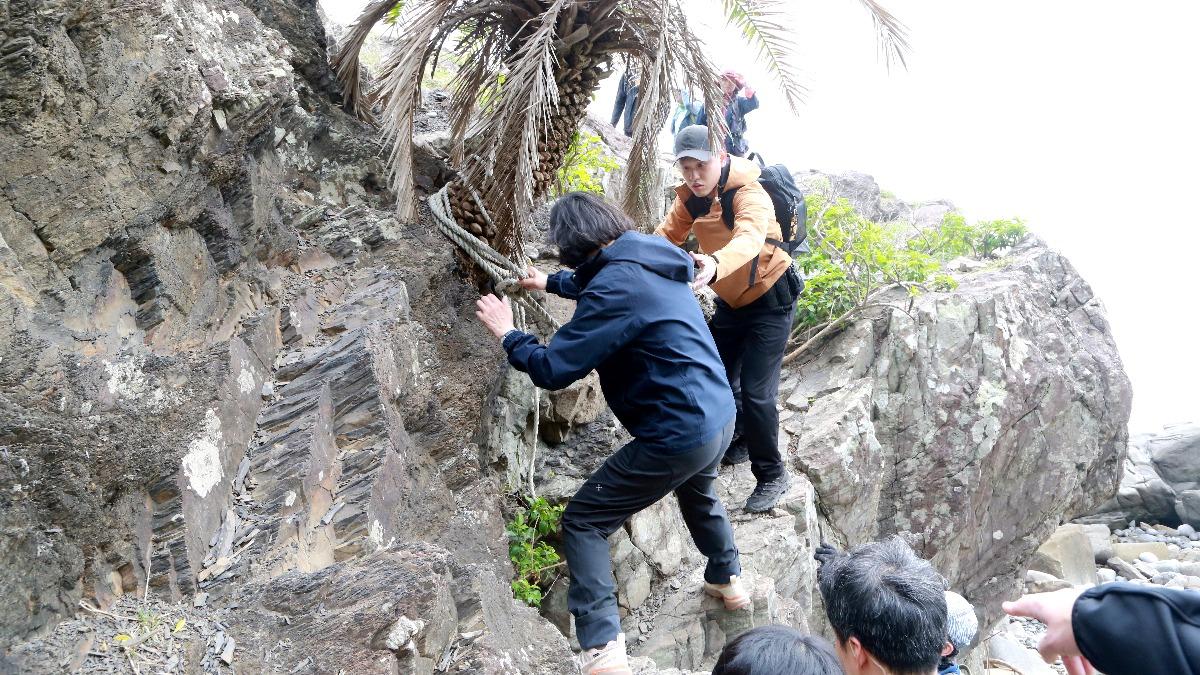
[333,0,908,264]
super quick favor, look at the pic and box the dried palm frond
[331,0,404,121]
[856,0,911,70]
[721,0,806,114]
[615,0,728,227]
[374,0,458,222]
[462,0,571,258]
[619,1,671,225]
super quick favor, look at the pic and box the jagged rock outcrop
[780,233,1131,630]
[795,170,954,228]
[2,0,1132,672]
[0,1,572,671]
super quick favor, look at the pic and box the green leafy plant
[906,213,1027,260]
[136,608,161,633]
[383,2,406,25]
[555,131,620,196]
[974,218,1028,258]
[787,196,1026,364]
[507,496,565,607]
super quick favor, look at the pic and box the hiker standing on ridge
[697,70,759,157]
[655,125,804,513]
[475,192,750,675]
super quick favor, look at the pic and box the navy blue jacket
[503,232,734,451]
[697,92,760,156]
[1073,583,1200,674]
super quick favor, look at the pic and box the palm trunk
[449,2,613,264]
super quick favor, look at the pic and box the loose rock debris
[10,595,232,674]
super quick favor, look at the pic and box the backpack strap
[718,186,768,288]
[718,187,739,230]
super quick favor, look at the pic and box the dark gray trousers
[561,420,740,649]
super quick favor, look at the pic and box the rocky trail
[1,1,1138,673]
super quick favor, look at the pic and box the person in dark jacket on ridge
[696,70,760,157]
[1004,584,1200,675]
[656,125,802,513]
[610,71,639,137]
[475,192,748,675]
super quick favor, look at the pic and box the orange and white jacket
[655,156,792,308]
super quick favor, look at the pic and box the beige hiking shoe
[575,633,632,675]
[703,574,751,610]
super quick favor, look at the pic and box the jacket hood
[601,231,694,284]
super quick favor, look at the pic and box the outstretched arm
[502,269,644,390]
[655,195,696,246]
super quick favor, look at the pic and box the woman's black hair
[711,626,844,675]
[548,192,634,268]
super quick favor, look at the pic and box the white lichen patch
[237,367,256,395]
[975,379,1008,417]
[104,357,169,409]
[182,410,224,498]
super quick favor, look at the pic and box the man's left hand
[691,253,717,289]
[475,294,515,340]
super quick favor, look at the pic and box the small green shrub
[794,196,1026,332]
[974,218,1028,258]
[907,213,1028,261]
[507,496,565,607]
[555,131,620,196]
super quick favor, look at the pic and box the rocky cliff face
[783,231,1131,627]
[2,2,1132,673]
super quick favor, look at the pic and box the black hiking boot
[721,435,749,466]
[744,475,791,513]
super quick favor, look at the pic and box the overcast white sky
[321,0,1198,433]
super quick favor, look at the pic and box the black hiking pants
[710,271,800,484]
[561,419,740,649]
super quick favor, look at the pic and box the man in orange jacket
[655,125,803,512]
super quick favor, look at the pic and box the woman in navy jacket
[475,192,748,674]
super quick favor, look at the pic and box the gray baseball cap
[673,125,714,162]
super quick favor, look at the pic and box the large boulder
[783,236,1131,627]
[0,1,574,670]
[1085,424,1200,526]
[1151,424,1200,492]
[1027,525,1098,586]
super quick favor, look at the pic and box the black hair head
[817,536,948,675]
[547,192,633,268]
[711,625,843,675]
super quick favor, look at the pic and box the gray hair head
[818,536,948,675]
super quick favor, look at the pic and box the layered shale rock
[1,0,1132,672]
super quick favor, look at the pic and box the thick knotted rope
[426,185,560,334]
[426,183,553,496]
